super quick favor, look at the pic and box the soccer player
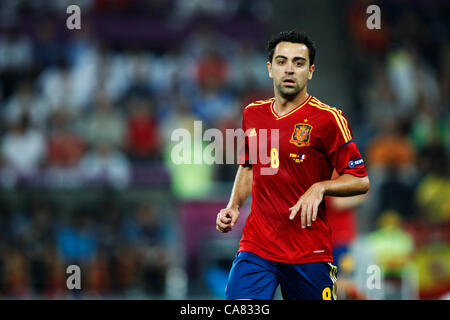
[216,30,370,300]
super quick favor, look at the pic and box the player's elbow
[359,175,370,194]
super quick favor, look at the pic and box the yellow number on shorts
[322,287,332,300]
[270,148,279,169]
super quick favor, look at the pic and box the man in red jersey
[216,30,370,300]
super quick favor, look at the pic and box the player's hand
[216,207,240,233]
[289,182,325,228]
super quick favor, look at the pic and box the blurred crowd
[0,0,272,298]
[0,192,172,298]
[339,0,450,299]
[0,0,448,299]
[0,0,272,191]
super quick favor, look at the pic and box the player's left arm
[289,173,369,228]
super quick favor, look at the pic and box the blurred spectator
[96,46,131,104]
[150,44,197,99]
[122,49,153,101]
[125,97,160,162]
[365,119,418,223]
[413,236,450,299]
[164,117,214,199]
[56,211,98,264]
[118,201,170,295]
[183,22,236,60]
[366,210,415,298]
[346,0,389,55]
[24,199,54,295]
[366,119,416,170]
[196,49,228,90]
[82,93,125,150]
[42,243,66,298]
[39,59,83,118]
[33,21,63,70]
[1,113,46,178]
[68,44,110,111]
[86,248,112,296]
[134,202,168,246]
[192,50,237,127]
[160,95,197,146]
[363,63,399,132]
[173,1,228,22]
[47,111,86,168]
[415,142,450,223]
[415,173,450,223]
[409,93,450,153]
[0,28,34,98]
[229,41,271,92]
[2,248,30,297]
[65,20,96,67]
[386,48,418,113]
[133,202,169,295]
[79,144,130,188]
[2,79,50,130]
[439,41,450,110]
[114,244,140,294]
[378,166,417,221]
[386,46,440,116]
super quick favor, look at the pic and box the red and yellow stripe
[309,97,352,142]
[270,95,312,120]
[245,97,275,109]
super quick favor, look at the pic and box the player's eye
[277,60,285,65]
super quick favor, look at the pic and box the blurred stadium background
[0,0,448,299]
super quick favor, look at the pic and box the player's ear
[267,61,273,79]
[308,64,315,80]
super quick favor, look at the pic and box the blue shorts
[225,251,337,300]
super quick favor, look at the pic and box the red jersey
[326,171,358,247]
[326,196,357,246]
[238,95,367,264]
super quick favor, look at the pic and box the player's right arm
[216,165,252,233]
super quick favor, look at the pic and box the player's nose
[284,62,295,74]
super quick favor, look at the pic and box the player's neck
[273,90,309,117]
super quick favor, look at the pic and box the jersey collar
[270,95,312,120]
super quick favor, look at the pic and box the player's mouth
[282,79,296,87]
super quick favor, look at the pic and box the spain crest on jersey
[290,123,313,147]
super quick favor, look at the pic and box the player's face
[267,41,315,98]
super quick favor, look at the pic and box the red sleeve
[323,111,367,177]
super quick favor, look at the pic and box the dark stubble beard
[276,81,305,100]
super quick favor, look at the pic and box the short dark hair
[267,30,316,65]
